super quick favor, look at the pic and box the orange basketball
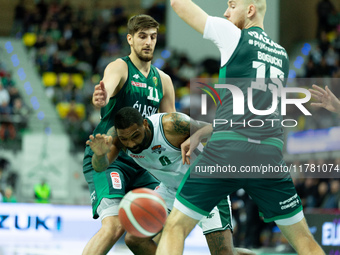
[118,188,168,237]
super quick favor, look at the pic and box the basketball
[118,188,168,237]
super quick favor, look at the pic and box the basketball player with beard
[82,15,176,255]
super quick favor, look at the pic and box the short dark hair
[115,107,144,130]
[127,14,159,36]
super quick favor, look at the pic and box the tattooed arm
[86,126,122,172]
[162,112,210,148]
[161,112,213,165]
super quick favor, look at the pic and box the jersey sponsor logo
[248,31,283,49]
[153,76,158,86]
[90,191,96,203]
[206,212,215,219]
[133,74,140,79]
[152,145,166,154]
[131,80,147,88]
[110,172,122,189]
[129,154,145,159]
[279,194,300,210]
[248,34,288,58]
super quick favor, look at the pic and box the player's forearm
[192,124,213,141]
[170,0,190,16]
[92,154,109,172]
[170,0,207,34]
[190,119,211,134]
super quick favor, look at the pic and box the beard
[133,46,154,62]
[127,130,150,154]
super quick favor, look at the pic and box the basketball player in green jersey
[156,1,325,255]
[87,107,255,255]
[82,15,176,255]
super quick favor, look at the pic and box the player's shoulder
[162,112,190,127]
[155,67,170,81]
[105,58,128,74]
[207,16,241,32]
[155,67,173,92]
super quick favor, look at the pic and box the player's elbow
[170,0,188,20]
[170,0,177,8]
[170,0,181,13]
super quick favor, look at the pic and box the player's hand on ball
[86,134,113,156]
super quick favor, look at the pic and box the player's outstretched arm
[92,81,107,108]
[181,124,213,165]
[87,127,121,172]
[309,84,340,113]
[92,59,128,108]
[170,0,208,34]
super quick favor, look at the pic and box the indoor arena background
[0,0,339,254]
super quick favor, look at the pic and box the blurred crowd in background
[0,0,339,250]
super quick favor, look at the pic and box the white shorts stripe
[173,198,205,221]
[275,210,304,226]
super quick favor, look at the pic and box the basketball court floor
[0,241,296,255]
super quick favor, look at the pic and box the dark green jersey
[93,56,163,136]
[215,27,289,140]
[87,56,163,166]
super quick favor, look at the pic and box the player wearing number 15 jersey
[212,21,289,140]
[156,1,324,255]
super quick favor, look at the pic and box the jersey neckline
[248,26,264,31]
[127,56,152,79]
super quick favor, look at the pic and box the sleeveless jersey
[215,27,289,141]
[126,113,187,189]
[93,56,163,136]
[86,56,163,166]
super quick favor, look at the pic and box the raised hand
[181,137,191,165]
[309,84,340,113]
[92,81,108,108]
[86,134,113,156]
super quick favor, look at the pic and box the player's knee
[113,225,125,240]
[163,219,188,238]
[102,225,124,240]
[125,233,148,249]
[101,217,125,239]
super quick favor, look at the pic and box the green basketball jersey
[93,56,163,136]
[87,56,163,167]
[215,27,289,140]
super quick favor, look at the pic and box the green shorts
[83,146,160,219]
[176,132,303,223]
[155,183,232,234]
